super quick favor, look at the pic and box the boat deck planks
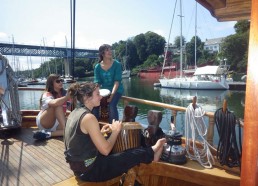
[0,127,241,186]
[0,128,74,186]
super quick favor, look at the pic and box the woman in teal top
[93,44,124,123]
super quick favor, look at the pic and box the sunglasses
[55,79,64,83]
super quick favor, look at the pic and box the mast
[195,1,197,69]
[160,0,178,77]
[70,0,76,79]
[179,0,183,77]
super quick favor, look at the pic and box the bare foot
[152,138,166,162]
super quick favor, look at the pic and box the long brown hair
[39,74,65,108]
[68,82,99,107]
[98,44,111,63]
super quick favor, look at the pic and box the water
[18,76,245,144]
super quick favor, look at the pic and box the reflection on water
[158,88,230,113]
[19,77,245,145]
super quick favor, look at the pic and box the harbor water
[18,76,245,145]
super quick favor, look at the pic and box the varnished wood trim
[240,0,258,185]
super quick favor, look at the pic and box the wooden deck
[0,127,74,186]
[0,126,241,186]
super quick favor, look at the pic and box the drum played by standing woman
[99,89,110,121]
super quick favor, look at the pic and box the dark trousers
[79,147,154,182]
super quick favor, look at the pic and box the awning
[194,66,224,75]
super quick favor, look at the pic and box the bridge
[0,42,99,58]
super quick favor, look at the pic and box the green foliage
[142,54,161,68]
[185,36,203,66]
[234,20,250,34]
[133,34,147,62]
[145,31,166,56]
[23,21,249,78]
[221,31,249,72]
[174,35,186,48]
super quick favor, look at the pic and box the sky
[1,0,236,70]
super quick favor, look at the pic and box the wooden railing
[121,95,216,145]
[18,87,216,145]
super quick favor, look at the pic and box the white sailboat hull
[159,77,229,90]
[122,70,131,78]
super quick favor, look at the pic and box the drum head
[99,89,110,97]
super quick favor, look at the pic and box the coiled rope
[0,54,22,127]
[214,108,242,168]
[185,103,215,168]
[0,54,7,75]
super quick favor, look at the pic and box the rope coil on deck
[214,108,242,169]
[185,103,215,168]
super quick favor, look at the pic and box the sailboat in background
[121,42,131,78]
[62,36,76,83]
[122,56,131,78]
[159,0,229,90]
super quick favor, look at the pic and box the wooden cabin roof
[196,0,251,21]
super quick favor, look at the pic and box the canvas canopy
[193,66,224,75]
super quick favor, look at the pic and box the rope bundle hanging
[0,55,22,129]
[214,107,242,169]
[185,102,215,168]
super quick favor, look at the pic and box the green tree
[74,66,86,77]
[142,54,161,68]
[185,36,203,66]
[221,20,250,72]
[174,35,186,48]
[234,20,250,34]
[221,32,249,72]
[133,33,147,62]
[145,31,166,57]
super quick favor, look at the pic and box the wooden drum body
[112,122,143,153]
[99,89,110,120]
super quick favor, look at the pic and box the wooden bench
[53,167,138,186]
[53,175,122,186]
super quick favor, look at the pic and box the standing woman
[33,74,70,140]
[64,82,166,182]
[92,44,124,123]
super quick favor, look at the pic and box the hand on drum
[111,119,122,134]
[101,124,112,134]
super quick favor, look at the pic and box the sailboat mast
[195,1,197,69]
[160,0,177,77]
[179,0,183,78]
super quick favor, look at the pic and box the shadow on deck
[0,127,74,186]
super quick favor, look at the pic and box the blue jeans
[92,92,122,124]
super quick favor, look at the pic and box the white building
[204,37,225,53]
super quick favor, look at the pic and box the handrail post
[172,110,177,126]
[123,99,129,107]
[207,116,214,145]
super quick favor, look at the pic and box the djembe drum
[112,122,143,153]
[99,89,111,121]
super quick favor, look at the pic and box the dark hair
[98,44,111,63]
[68,82,99,106]
[39,74,65,108]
